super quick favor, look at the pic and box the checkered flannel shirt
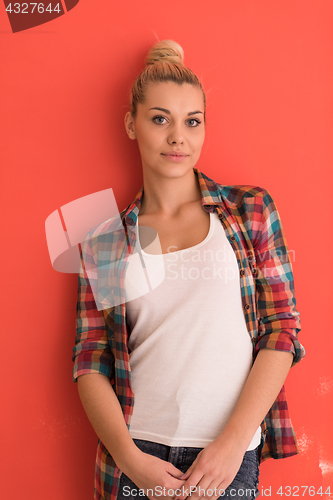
[72,167,305,500]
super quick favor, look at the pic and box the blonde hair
[129,39,206,121]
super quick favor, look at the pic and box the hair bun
[146,39,184,66]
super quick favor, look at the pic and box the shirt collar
[122,167,224,227]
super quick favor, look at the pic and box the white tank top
[125,210,261,450]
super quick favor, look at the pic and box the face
[124,81,205,179]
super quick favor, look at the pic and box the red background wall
[1,1,332,498]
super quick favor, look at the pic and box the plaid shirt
[72,167,305,500]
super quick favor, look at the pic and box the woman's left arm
[174,348,293,500]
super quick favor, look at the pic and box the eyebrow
[149,107,203,116]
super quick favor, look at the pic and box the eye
[187,118,201,127]
[152,115,167,125]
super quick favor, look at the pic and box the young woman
[72,40,305,500]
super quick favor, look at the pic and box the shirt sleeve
[253,189,305,367]
[72,233,115,383]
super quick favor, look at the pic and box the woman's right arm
[77,374,186,498]
[74,236,185,499]
[77,373,140,471]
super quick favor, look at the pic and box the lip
[161,151,188,157]
[161,154,188,162]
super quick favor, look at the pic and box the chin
[143,159,196,178]
[162,164,195,177]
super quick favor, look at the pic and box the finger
[175,480,198,500]
[179,477,211,500]
[166,462,188,478]
[179,468,204,499]
[178,455,199,481]
[203,480,225,500]
[215,481,227,498]
[211,480,228,500]
[169,478,187,495]
[193,479,217,500]
[167,469,187,480]
[179,464,194,480]
[196,474,229,500]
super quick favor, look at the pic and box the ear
[124,112,137,140]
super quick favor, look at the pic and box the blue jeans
[117,438,260,500]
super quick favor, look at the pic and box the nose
[167,122,184,145]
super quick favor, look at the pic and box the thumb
[179,465,193,480]
[167,464,189,479]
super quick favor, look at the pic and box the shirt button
[252,269,258,277]
[218,213,225,220]
[244,304,250,310]
[230,236,236,241]
[240,269,245,277]
[205,204,211,209]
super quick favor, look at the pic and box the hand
[122,448,187,500]
[174,437,246,500]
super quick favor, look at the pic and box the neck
[139,167,202,218]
